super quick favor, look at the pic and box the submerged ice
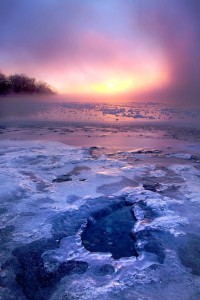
[81,203,137,259]
[0,140,200,299]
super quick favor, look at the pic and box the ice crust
[1,140,200,299]
[1,101,200,124]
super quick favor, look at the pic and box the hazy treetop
[0,72,55,95]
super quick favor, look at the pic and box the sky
[0,0,200,104]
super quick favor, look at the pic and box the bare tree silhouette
[0,72,55,95]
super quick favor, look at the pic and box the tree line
[0,72,55,95]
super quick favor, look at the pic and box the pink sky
[0,0,200,104]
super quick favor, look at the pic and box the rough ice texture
[0,138,200,300]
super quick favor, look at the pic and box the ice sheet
[0,139,200,300]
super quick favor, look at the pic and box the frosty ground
[0,104,200,299]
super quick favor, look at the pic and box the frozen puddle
[1,140,200,300]
[81,203,137,259]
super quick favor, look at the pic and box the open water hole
[81,205,138,259]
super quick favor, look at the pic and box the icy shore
[0,137,200,299]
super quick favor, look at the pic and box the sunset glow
[1,0,200,103]
[47,53,170,96]
[58,68,169,96]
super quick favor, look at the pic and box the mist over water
[1,96,200,125]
